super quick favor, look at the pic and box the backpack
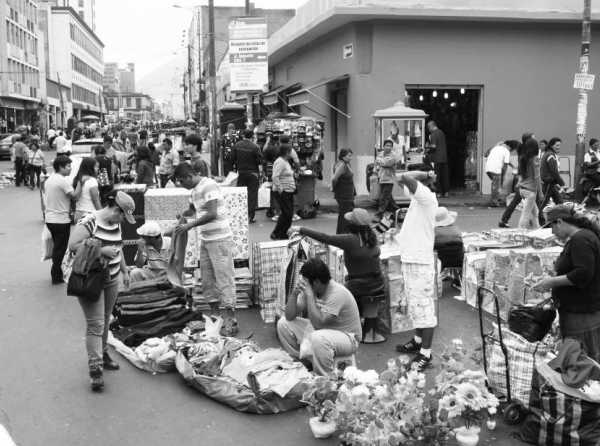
[96,155,112,187]
[67,238,106,302]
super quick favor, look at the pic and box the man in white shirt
[54,131,69,154]
[394,170,439,371]
[45,155,81,284]
[485,140,519,207]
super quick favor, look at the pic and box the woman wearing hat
[130,221,170,282]
[534,203,600,361]
[290,208,386,343]
[68,190,136,392]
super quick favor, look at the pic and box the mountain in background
[137,54,185,119]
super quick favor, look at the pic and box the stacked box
[462,251,487,308]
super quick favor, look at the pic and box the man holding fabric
[394,169,439,371]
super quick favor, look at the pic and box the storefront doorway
[406,86,482,190]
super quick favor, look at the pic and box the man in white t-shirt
[45,155,81,284]
[54,131,69,154]
[394,170,439,371]
[485,140,519,207]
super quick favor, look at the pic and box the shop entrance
[406,86,481,190]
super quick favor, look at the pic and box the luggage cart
[477,286,526,425]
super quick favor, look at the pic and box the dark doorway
[407,87,480,190]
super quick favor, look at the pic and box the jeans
[14,158,25,186]
[377,183,397,214]
[159,173,172,188]
[272,191,294,239]
[487,172,502,204]
[77,279,120,370]
[435,162,450,194]
[45,222,71,282]
[336,199,354,234]
[541,182,563,210]
[199,237,236,310]
[237,171,259,220]
[518,189,540,230]
[276,317,358,376]
[29,165,42,189]
[501,187,522,224]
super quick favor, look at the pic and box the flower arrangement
[301,375,338,422]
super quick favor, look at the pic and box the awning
[262,83,302,106]
[286,74,350,117]
[233,93,247,106]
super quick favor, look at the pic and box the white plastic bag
[41,226,53,262]
[258,182,271,208]
[221,171,238,187]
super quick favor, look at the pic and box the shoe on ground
[89,369,104,392]
[103,352,120,371]
[220,317,239,337]
[498,221,510,228]
[52,278,65,285]
[411,353,433,372]
[249,218,256,224]
[271,215,279,222]
[395,338,421,354]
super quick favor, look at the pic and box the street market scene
[3,0,600,445]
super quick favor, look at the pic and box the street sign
[229,17,268,92]
[573,73,595,90]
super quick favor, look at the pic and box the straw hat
[435,207,457,227]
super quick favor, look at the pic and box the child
[130,221,170,282]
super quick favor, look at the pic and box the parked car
[0,133,19,160]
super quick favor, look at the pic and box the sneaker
[271,215,279,222]
[89,368,104,392]
[411,353,432,371]
[103,352,120,371]
[395,339,421,354]
[498,221,510,228]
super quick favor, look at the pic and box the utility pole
[196,6,204,125]
[575,0,592,187]
[182,72,189,119]
[208,0,218,175]
[187,44,193,120]
[245,0,253,128]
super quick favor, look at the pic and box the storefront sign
[573,73,595,90]
[229,17,268,92]
[343,43,353,59]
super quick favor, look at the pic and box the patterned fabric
[252,240,290,322]
[461,252,487,308]
[156,220,200,268]
[485,325,553,408]
[220,187,249,259]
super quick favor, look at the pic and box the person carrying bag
[67,238,106,302]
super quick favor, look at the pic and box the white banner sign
[229,17,268,92]
[573,73,595,90]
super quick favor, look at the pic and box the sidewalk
[316,182,492,212]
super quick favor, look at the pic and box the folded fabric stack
[188,267,253,310]
[110,279,202,347]
[252,240,290,322]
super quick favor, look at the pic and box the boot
[89,367,104,392]
[103,352,120,371]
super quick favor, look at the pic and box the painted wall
[271,19,600,194]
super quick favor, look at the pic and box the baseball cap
[114,191,136,224]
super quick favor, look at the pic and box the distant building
[38,0,96,31]
[103,62,135,93]
[102,62,119,92]
[119,63,135,93]
[104,91,156,122]
[0,0,47,131]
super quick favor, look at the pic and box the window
[71,54,102,83]
[69,23,102,62]
[135,98,141,109]
[126,97,132,107]
[72,84,98,105]
[79,0,84,6]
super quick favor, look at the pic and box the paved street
[0,156,520,446]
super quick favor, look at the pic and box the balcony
[7,44,24,61]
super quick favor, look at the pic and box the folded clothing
[115,304,186,327]
[118,295,186,311]
[116,288,184,305]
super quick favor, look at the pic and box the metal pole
[245,0,253,127]
[575,0,592,187]
[208,0,219,175]
[197,7,204,125]
[187,44,193,120]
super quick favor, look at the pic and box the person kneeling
[130,221,170,282]
[277,258,361,375]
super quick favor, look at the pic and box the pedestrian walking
[271,143,296,240]
[183,134,209,176]
[484,140,519,207]
[94,145,115,206]
[332,148,356,234]
[540,137,565,213]
[518,138,541,229]
[68,190,135,392]
[394,170,439,371]
[54,130,69,155]
[27,141,45,190]
[73,157,102,222]
[262,132,280,218]
[158,138,179,187]
[45,156,82,284]
[375,139,398,219]
[233,129,263,223]
[173,163,238,336]
[426,121,449,197]
[11,135,28,187]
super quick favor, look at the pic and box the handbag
[508,297,556,343]
[67,258,106,301]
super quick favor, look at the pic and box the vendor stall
[371,102,428,203]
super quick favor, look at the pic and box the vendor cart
[371,102,428,204]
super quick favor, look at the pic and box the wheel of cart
[477,286,527,425]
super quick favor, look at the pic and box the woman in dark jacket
[135,146,155,187]
[332,148,356,234]
[290,208,386,343]
[539,137,565,214]
[534,203,600,361]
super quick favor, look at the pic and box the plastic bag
[258,182,271,208]
[221,171,238,187]
[41,226,53,261]
[108,332,176,374]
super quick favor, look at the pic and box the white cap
[136,221,162,237]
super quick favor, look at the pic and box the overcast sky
[95,0,308,79]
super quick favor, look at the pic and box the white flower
[451,338,464,348]
[417,378,426,389]
[373,385,388,399]
[398,354,411,365]
[343,366,361,382]
[350,384,370,404]
[488,406,497,415]
[361,369,379,386]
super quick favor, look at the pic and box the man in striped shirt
[174,163,238,336]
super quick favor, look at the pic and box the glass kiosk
[372,101,428,201]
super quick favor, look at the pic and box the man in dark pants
[262,132,280,218]
[233,129,263,223]
[44,156,81,284]
[427,121,449,197]
[12,135,29,186]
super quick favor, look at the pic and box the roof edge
[51,6,104,48]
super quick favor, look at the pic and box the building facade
[0,0,47,132]
[265,0,600,193]
[119,62,135,93]
[104,91,155,122]
[102,61,119,92]
[39,0,96,30]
